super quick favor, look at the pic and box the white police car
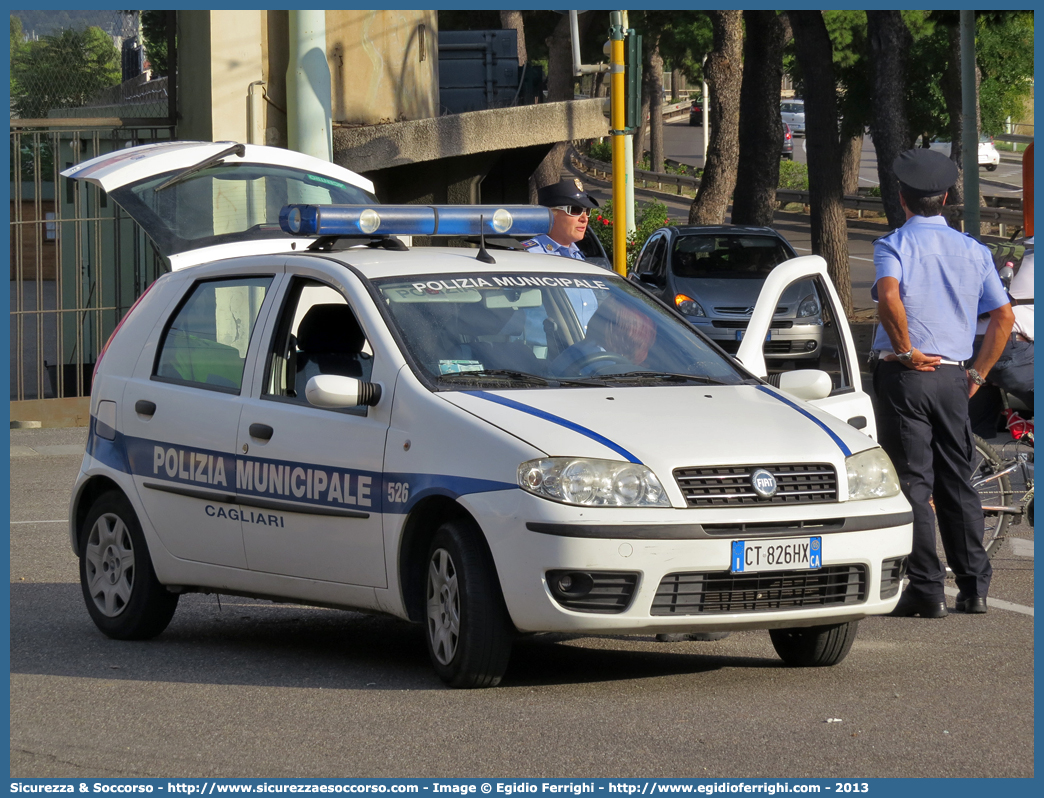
[65,143,911,688]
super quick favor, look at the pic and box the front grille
[674,463,838,506]
[880,556,907,599]
[651,565,867,615]
[701,519,845,536]
[712,319,794,329]
[715,340,811,355]
[715,305,787,315]
[545,570,639,614]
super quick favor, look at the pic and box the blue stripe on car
[465,391,642,464]
[755,385,852,457]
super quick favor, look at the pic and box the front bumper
[693,318,823,360]
[463,490,912,634]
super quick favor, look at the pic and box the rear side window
[155,277,273,392]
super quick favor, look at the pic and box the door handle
[248,423,274,442]
[134,400,157,417]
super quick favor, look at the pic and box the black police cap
[536,177,599,209]
[892,148,959,198]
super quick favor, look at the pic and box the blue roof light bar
[279,204,553,238]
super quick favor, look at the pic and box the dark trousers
[873,361,992,601]
[968,334,1034,436]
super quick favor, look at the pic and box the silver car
[781,99,805,136]
[630,226,823,366]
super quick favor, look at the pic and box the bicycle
[971,432,1034,558]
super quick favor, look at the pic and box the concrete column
[287,10,333,161]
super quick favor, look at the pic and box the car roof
[665,224,787,238]
[304,246,618,281]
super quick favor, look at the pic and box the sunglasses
[551,205,590,217]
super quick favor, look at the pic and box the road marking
[1008,537,1034,557]
[10,520,68,525]
[794,245,873,263]
[943,585,1034,616]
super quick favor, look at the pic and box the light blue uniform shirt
[520,234,585,260]
[871,214,1008,361]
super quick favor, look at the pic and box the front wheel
[79,491,179,640]
[970,434,1013,558]
[985,164,998,172]
[425,519,514,688]
[769,621,858,667]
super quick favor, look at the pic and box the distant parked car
[781,122,794,160]
[629,225,822,366]
[927,134,1001,171]
[780,99,805,135]
[688,99,703,126]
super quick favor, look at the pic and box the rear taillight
[93,282,156,383]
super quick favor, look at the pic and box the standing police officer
[521,177,599,260]
[872,148,1014,618]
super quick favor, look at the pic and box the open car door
[736,255,876,439]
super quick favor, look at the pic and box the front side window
[373,272,749,390]
[262,278,373,415]
[155,277,273,392]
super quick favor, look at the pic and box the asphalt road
[9,426,1034,778]
[661,117,1024,198]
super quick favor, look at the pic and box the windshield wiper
[154,143,246,192]
[438,369,602,388]
[438,369,552,386]
[591,371,732,385]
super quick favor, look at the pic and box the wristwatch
[895,348,914,363]
[967,367,986,386]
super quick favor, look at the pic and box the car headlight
[846,447,901,500]
[675,293,706,317]
[518,458,670,507]
[798,293,820,318]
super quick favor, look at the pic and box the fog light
[558,574,574,592]
[804,340,817,352]
[547,570,594,600]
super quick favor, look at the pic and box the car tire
[769,620,858,667]
[425,518,514,688]
[79,491,179,640]
[986,164,998,172]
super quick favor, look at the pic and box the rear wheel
[970,434,1013,558]
[79,491,178,640]
[424,519,514,688]
[769,621,858,667]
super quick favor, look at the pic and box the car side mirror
[999,265,1014,290]
[775,369,832,402]
[637,271,664,288]
[306,374,382,408]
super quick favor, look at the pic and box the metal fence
[9,126,172,402]
[10,9,171,123]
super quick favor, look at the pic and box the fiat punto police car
[65,142,911,688]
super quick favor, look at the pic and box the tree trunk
[840,133,863,196]
[671,68,682,101]
[791,11,852,316]
[531,13,594,196]
[688,10,742,225]
[648,40,665,173]
[732,10,785,227]
[866,11,913,230]
[499,11,526,65]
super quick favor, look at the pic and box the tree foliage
[10,25,121,118]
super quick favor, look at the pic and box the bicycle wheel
[969,435,1013,558]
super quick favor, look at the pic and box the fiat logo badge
[750,468,778,499]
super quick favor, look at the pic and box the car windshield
[110,163,379,256]
[781,102,804,114]
[372,271,749,389]
[671,235,792,279]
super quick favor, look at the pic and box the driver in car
[550,297,657,376]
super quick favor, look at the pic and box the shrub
[587,140,612,163]
[590,198,672,270]
[777,159,809,191]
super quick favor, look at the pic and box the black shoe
[955,593,988,614]
[888,592,948,618]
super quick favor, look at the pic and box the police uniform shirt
[871,215,1008,361]
[520,235,586,260]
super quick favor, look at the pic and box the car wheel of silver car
[769,620,858,667]
[79,491,179,640]
[425,519,514,688]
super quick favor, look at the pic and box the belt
[874,351,965,367]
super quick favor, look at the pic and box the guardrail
[575,150,1025,236]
